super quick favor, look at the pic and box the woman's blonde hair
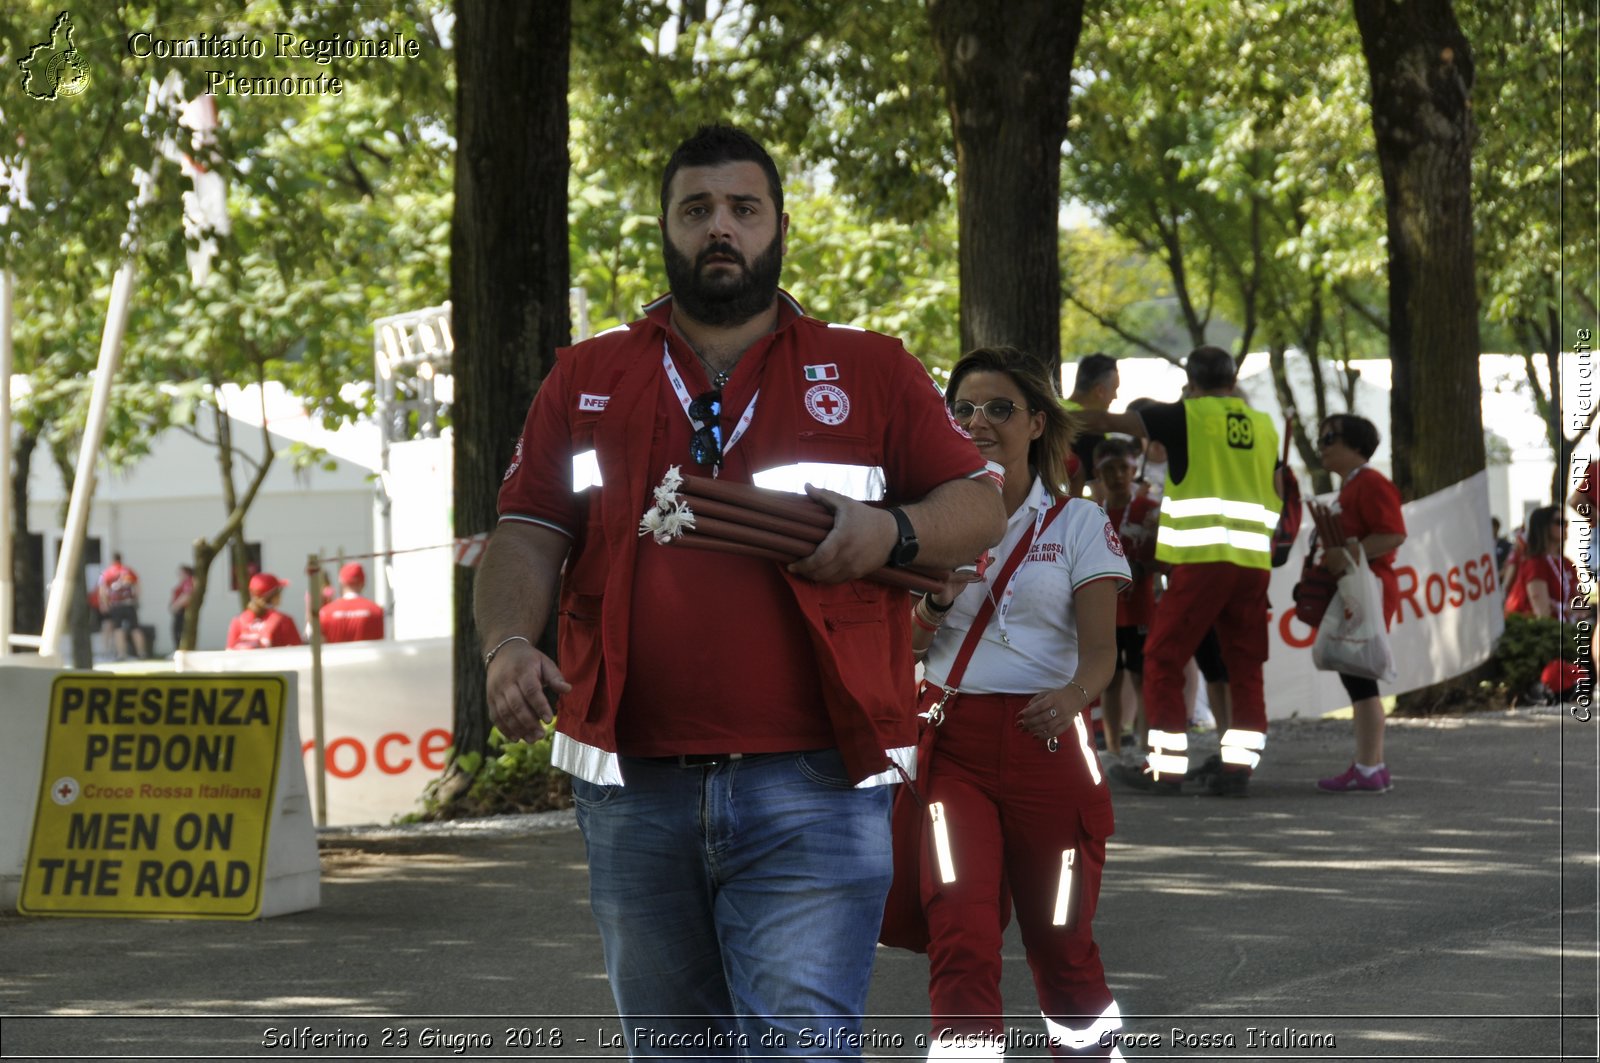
[944,346,1078,497]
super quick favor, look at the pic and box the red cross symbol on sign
[49,777,80,805]
[813,392,840,416]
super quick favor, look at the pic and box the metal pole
[0,270,15,656]
[307,553,328,827]
[374,328,394,620]
[38,262,137,662]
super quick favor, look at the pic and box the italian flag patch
[804,363,840,381]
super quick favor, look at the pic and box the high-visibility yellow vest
[1156,397,1281,569]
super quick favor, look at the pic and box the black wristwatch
[886,506,920,568]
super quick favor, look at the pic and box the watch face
[887,507,918,567]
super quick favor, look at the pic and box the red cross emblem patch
[1103,521,1126,557]
[502,435,524,481]
[804,384,851,426]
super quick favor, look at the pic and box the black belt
[648,752,774,768]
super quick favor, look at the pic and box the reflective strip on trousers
[929,801,957,883]
[1044,1002,1123,1050]
[1072,714,1102,785]
[1220,727,1266,770]
[1146,728,1188,779]
[1051,849,1076,927]
[751,461,887,501]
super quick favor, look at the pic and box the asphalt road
[1,708,1596,1061]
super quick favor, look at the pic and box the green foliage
[1066,0,1388,368]
[3,0,454,430]
[1467,2,1596,341]
[782,184,960,364]
[1059,224,1190,362]
[566,0,961,363]
[409,727,573,822]
[3,0,455,648]
[570,0,950,226]
[1491,613,1578,699]
[1463,1,1597,468]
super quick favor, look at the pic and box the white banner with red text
[172,638,451,826]
[1264,470,1504,718]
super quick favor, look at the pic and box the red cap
[249,572,288,599]
[338,562,366,589]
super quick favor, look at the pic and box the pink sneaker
[1317,764,1392,793]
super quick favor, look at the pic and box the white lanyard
[1545,556,1570,614]
[989,480,1057,644]
[662,341,759,476]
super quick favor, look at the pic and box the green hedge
[1492,613,1583,698]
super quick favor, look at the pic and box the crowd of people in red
[89,557,386,655]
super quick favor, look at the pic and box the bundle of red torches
[639,466,949,594]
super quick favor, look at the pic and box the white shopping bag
[1311,546,1397,681]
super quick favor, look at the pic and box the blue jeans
[570,750,894,1058]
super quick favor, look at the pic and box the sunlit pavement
[1,709,1594,1061]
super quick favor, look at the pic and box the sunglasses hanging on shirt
[689,390,724,467]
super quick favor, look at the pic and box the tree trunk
[68,569,93,667]
[1353,0,1485,500]
[10,428,44,644]
[451,0,571,761]
[1515,298,1595,504]
[178,392,276,651]
[927,0,1083,380]
[183,538,216,652]
[1268,344,1334,495]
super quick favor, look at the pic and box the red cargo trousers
[921,692,1124,1059]
[1141,562,1271,773]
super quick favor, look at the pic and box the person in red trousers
[911,346,1130,1059]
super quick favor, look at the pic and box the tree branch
[1333,281,1389,336]
[342,151,376,199]
[1061,285,1181,363]
[1570,284,1598,322]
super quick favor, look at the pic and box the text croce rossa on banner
[1262,471,1503,718]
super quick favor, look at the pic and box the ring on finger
[1048,708,1057,718]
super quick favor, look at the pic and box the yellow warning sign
[20,674,287,919]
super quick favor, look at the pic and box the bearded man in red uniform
[475,125,1005,1056]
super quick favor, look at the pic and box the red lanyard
[932,495,1069,710]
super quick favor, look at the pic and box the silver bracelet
[483,634,532,667]
[1066,680,1092,704]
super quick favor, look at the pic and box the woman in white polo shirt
[908,345,1130,1059]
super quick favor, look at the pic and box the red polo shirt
[498,292,988,761]
[319,596,384,643]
